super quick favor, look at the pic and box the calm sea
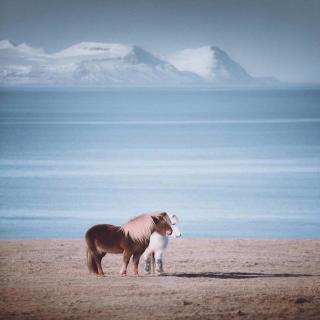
[0,87,319,239]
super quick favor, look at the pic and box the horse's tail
[86,247,99,274]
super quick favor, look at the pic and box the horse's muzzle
[166,229,172,235]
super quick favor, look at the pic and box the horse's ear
[170,214,179,224]
[158,212,172,225]
[151,216,160,224]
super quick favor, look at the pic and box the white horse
[143,214,181,274]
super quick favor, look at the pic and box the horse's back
[85,224,124,253]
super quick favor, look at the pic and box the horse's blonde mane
[121,213,162,242]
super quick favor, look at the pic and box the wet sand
[0,239,319,319]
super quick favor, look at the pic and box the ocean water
[0,87,319,239]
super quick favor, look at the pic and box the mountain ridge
[0,40,277,86]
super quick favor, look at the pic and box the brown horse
[85,212,173,276]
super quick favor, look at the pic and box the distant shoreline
[1,84,320,90]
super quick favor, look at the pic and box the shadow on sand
[160,272,313,279]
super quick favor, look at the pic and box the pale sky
[0,0,319,83]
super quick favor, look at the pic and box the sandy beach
[0,239,319,320]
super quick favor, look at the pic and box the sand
[0,239,319,320]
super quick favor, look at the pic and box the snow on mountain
[0,40,49,84]
[0,40,44,55]
[0,40,274,85]
[168,46,215,79]
[53,42,132,58]
[168,46,255,84]
[0,40,202,85]
[0,40,17,49]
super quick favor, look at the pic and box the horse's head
[171,225,182,238]
[169,214,179,225]
[151,213,173,236]
[168,214,182,237]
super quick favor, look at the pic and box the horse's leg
[95,252,106,276]
[143,247,153,274]
[120,250,132,276]
[132,253,141,276]
[152,252,155,273]
[144,255,152,274]
[155,250,164,274]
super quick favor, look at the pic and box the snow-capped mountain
[0,40,17,50]
[0,40,274,85]
[168,46,254,84]
[0,40,202,85]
